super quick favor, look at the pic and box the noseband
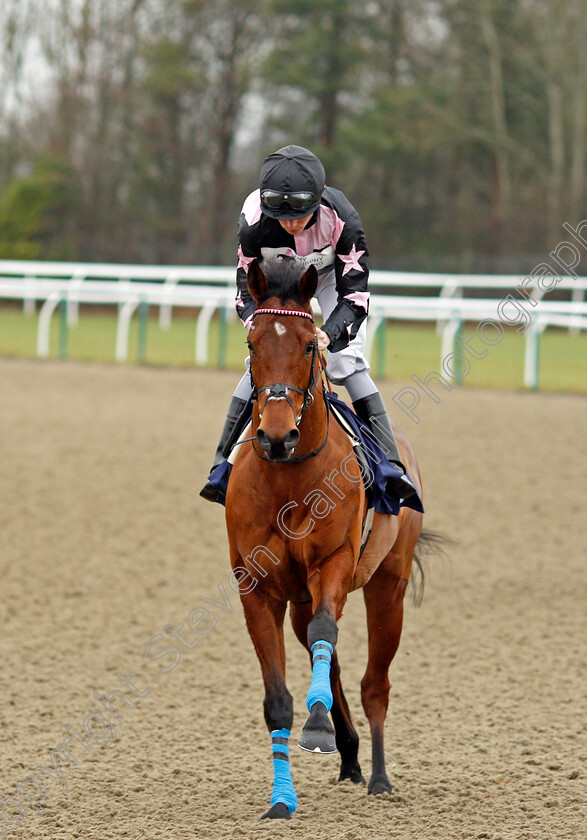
[250,308,322,425]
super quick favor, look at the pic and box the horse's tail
[410,529,454,607]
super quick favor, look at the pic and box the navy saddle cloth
[205,392,424,516]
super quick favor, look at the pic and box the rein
[245,307,330,464]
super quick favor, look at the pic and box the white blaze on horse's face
[274,321,286,337]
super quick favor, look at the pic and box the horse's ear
[247,259,267,302]
[298,264,318,303]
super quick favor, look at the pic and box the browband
[253,308,314,321]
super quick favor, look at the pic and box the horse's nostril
[256,429,271,451]
[257,428,299,458]
[283,429,300,449]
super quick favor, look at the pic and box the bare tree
[479,0,511,241]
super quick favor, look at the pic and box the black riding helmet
[259,145,325,220]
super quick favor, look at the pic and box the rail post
[524,317,541,390]
[375,319,386,378]
[453,319,464,384]
[59,298,68,359]
[217,301,228,369]
[138,298,149,363]
[440,314,463,383]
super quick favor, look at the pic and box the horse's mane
[257,255,308,306]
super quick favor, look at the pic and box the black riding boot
[199,396,248,502]
[352,393,417,500]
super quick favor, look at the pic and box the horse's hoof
[261,802,291,820]
[339,762,366,784]
[298,702,336,754]
[368,775,393,795]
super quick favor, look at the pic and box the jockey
[200,144,416,503]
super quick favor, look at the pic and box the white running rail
[1,260,586,389]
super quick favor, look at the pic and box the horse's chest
[250,548,312,603]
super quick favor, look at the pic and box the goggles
[260,189,317,213]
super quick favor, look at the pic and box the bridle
[250,308,322,424]
[247,307,330,463]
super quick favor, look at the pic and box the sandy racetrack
[0,359,585,840]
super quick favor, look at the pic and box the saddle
[326,397,374,558]
[323,392,424,517]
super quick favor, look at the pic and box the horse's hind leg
[330,653,366,783]
[361,557,410,795]
[290,603,365,784]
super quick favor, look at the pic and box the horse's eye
[247,340,255,356]
[305,342,315,355]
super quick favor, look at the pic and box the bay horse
[225,257,424,819]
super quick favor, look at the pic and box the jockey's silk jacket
[235,187,370,352]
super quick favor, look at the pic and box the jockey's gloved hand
[316,329,331,352]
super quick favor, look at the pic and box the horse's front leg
[290,602,365,783]
[239,586,297,820]
[299,541,355,755]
